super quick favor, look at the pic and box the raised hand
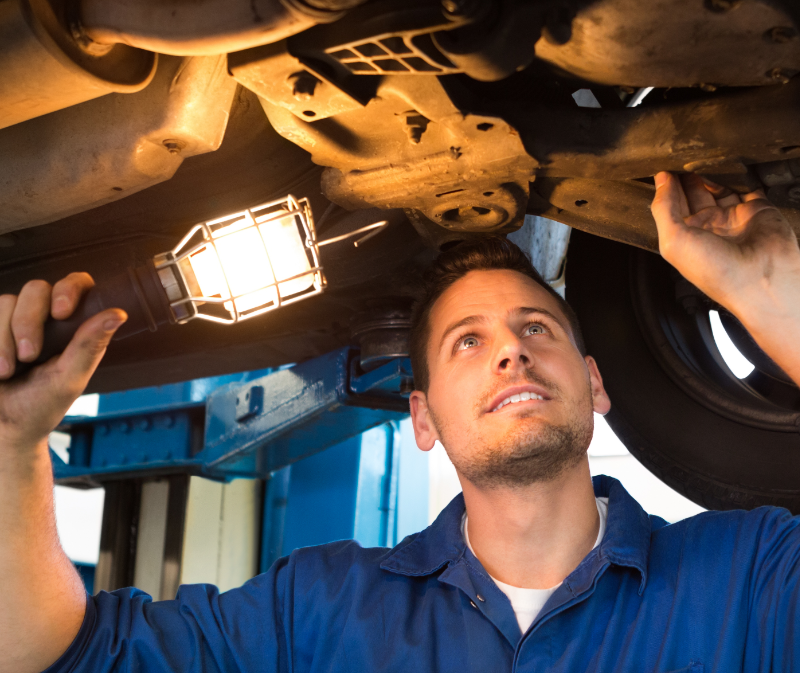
[0,272,126,451]
[650,171,800,385]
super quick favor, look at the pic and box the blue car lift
[52,347,426,597]
[55,347,412,484]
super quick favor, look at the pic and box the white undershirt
[462,497,608,634]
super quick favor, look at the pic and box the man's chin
[455,414,593,488]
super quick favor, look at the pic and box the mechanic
[1,171,799,673]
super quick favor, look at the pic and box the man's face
[409,269,611,489]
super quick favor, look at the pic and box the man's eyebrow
[514,306,568,329]
[438,314,488,352]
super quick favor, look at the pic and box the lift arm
[54,347,412,485]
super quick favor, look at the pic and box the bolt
[769,67,793,84]
[97,424,109,436]
[139,418,152,431]
[767,26,797,44]
[120,420,131,434]
[787,184,800,202]
[162,139,184,155]
[164,414,174,428]
[287,72,319,102]
[403,112,429,144]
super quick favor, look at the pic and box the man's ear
[409,390,441,451]
[585,355,611,415]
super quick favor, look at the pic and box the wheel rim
[630,249,800,433]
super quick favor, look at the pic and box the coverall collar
[381,474,651,595]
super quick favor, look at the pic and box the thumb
[651,171,690,258]
[56,308,127,386]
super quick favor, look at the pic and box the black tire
[566,230,800,513]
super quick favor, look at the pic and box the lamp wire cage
[154,195,325,324]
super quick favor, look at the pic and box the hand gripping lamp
[14,194,387,377]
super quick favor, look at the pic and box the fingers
[651,172,691,257]
[680,173,717,213]
[0,295,16,379]
[10,280,52,363]
[742,189,769,203]
[56,309,127,391]
[714,193,742,209]
[51,273,95,320]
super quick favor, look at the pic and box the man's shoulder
[286,530,425,580]
[653,504,796,532]
[649,505,800,560]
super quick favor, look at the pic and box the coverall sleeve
[746,506,800,673]
[42,556,292,673]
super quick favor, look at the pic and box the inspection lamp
[15,194,387,377]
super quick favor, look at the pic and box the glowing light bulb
[154,194,385,325]
[194,214,279,314]
[187,212,315,314]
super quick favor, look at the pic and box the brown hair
[409,237,586,392]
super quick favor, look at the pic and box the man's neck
[461,458,599,590]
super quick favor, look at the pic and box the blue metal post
[259,466,292,573]
[281,436,363,553]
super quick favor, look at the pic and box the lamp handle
[10,264,173,380]
[315,221,389,248]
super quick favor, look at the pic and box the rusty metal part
[0,55,237,233]
[530,176,800,253]
[530,178,659,252]
[255,72,536,232]
[534,0,800,88]
[431,0,542,81]
[227,0,482,120]
[0,0,155,130]
[230,0,538,103]
[507,78,800,183]
[77,0,356,56]
[286,0,473,77]
[229,40,367,122]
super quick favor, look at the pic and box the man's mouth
[487,384,551,413]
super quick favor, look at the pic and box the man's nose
[493,329,532,373]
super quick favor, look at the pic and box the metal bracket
[235,385,264,422]
[54,347,411,485]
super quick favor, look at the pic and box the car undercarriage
[3,0,800,510]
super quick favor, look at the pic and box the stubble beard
[430,372,595,489]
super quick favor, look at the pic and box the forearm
[0,438,86,673]
[729,272,800,388]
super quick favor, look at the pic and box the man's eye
[525,323,545,336]
[457,336,479,351]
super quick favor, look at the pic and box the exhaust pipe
[0,0,156,130]
[77,0,362,56]
[0,0,367,130]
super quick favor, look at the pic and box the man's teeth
[491,391,544,412]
